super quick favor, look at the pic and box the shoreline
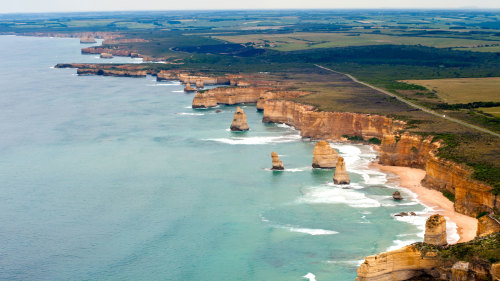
[370,162,477,243]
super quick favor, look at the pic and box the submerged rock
[312,141,338,169]
[424,214,447,246]
[333,157,350,184]
[184,83,196,92]
[230,107,249,131]
[271,152,284,170]
[392,191,403,200]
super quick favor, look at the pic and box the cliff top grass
[414,232,500,265]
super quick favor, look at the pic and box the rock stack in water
[392,191,403,200]
[184,83,196,92]
[312,141,338,168]
[230,107,249,131]
[195,80,204,89]
[333,157,350,184]
[424,214,447,246]
[271,152,284,170]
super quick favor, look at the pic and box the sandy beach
[371,163,477,243]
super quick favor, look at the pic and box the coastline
[370,162,478,243]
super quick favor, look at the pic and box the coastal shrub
[342,135,364,142]
[476,211,489,219]
[442,190,455,202]
[368,137,381,145]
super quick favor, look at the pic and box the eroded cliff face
[356,245,441,281]
[423,155,498,217]
[379,132,498,217]
[262,100,403,140]
[379,132,439,168]
[476,215,500,237]
[192,87,274,108]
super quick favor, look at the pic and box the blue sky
[2,0,499,13]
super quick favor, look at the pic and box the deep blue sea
[0,35,453,281]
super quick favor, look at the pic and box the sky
[2,0,500,14]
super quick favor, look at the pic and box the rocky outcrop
[312,141,338,168]
[393,191,403,200]
[356,245,441,281]
[379,132,439,168]
[100,53,113,59]
[80,36,96,43]
[196,80,204,89]
[192,87,273,108]
[262,100,404,140]
[491,263,500,281]
[230,107,249,131]
[76,68,147,77]
[424,214,447,246]
[81,47,132,57]
[333,157,350,184]
[476,215,500,237]
[184,83,196,93]
[271,152,284,170]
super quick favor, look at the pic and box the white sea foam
[393,213,427,239]
[205,135,301,145]
[172,90,185,93]
[276,123,293,129]
[387,239,418,252]
[299,186,381,208]
[176,113,204,116]
[445,217,460,244]
[326,260,365,266]
[285,226,338,235]
[303,273,316,281]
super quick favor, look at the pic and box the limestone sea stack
[333,157,350,184]
[195,80,204,89]
[424,214,447,246]
[184,83,196,93]
[230,107,249,131]
[100,53,113,59]
[312,141,338,168]
[271,152,284,170]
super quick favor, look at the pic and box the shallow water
[0,35,439,280]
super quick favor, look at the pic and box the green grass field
[479,106,500,117]
[403,77,500,103]
[214,32,500,51]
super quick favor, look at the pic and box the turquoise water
[0,35,431,281]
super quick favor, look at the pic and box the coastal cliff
[379,132,498,217]
[192,87,274,108]
[261,100,404,140]
[379,132,439,168]
[356,245,441,281]
[76,68,147,77]
[356,218,499,281]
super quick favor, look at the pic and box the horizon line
[2,7,500,15]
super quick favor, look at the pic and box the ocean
[0,35,453,281]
